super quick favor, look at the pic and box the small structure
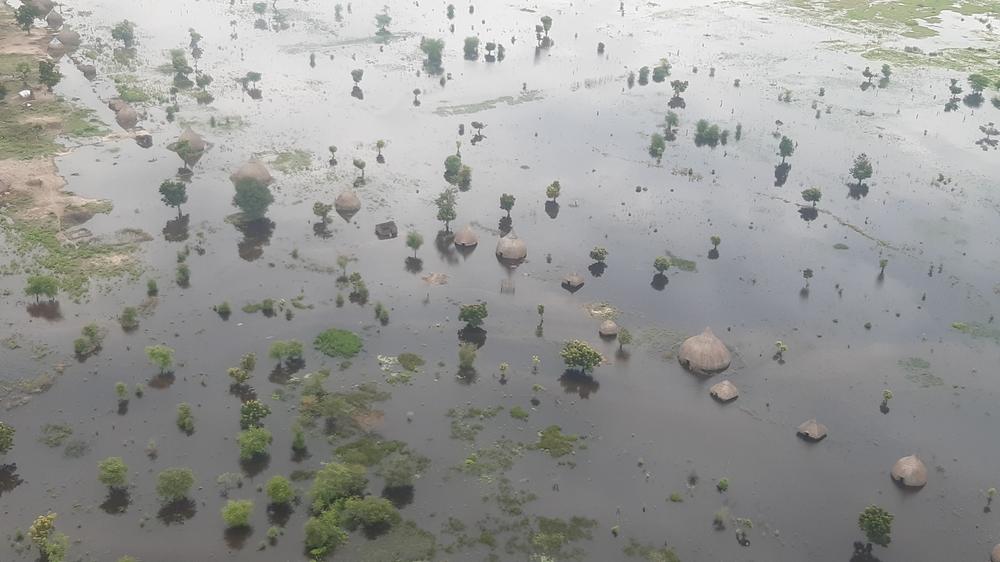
[56,29,81,48]
[991,544,1000,562]
[495,231,527,263]
[17,89,33,100]
[108,98,128,113]
[230,159,273,187]
[47,38,65,56]
[375,221,397,240]
[562,273,584,292]
[115,105,138,130]
[334,190,361,220]
[76,63,96,80]
[169,127,207,167]
[133,130,153,148]
[453,225,479,248]
[45,10,64,29]
[709,380,739,403]
[29,0,55,13]
[678,327,732,375]
[796,419,828,442]
[890,455,927,488]
[598,320,619,338]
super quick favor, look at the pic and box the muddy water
[1,0,999,560]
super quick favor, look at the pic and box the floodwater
[2,0,999,560]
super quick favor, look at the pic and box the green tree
[649,133,666,163]
[420,37,445,73]
[540,15,553,36]
[340,496,401,530]
[850,153,873,185]
[669,79,688,97]
[968,73,990,95]
[710,235,721,248]
[98,457,129,489]
[119,307,139,331]
[459,302,488,328]
[304,509,348,558]
[111,20,136,47]
[145,344,174,374]
[546,180,561,201]
[25,275,58,302]
[801,187,822,206]
[406,231,423,257]
[653,256,671,275]
[232,178,273,219]
[15,5,39,32]
[458,342,477,370]
[435,187,458,230]
[159,180,188,217]
[374,9,391,34]
[350,68,363,84]
[778,136,795,163]
[499,193,515,216]
[0,422,14,455]
[589,247,608,263]
[665,110,680,132]
[115,382,128,401]
[617,328,632,351]
[221,499,253,528]
[463,36,480,60]
[37,61,61,91]
[310,462,367,512]
[694,119,721,147]
[560,340,603,373]
[858,505,893,547]
[240,400,271,429]
[353,158,366,179]
[176,403,195,434]
[881,64,891,79]
[444,154,463,184]
[376,451,430,488]
[156,468,195,503]
[237,427,272,460]
[313,201,332,222]
[269,340,303,365]
[266,475,294,504]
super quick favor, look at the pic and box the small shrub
[266,475,294,504]
[221,499,253,528]
[237,427,272,460]
[716,478,729,492]
[98,457,129,489]
[214,301,231,319]
[147,279,158,296]
[119,307,139,331]
[176,403,195,434]
[156,468,195,503]
[397,353,424,371]
[314,328,363,358]
[176,263,190,286]
[510,406,529,421]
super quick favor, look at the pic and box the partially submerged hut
[678,328,731,375]
[230,159,273,187]
[56,29,81,48]
[334,190,361,220]
[495,231,526,263]
[709,380,739,402]
[890,455,927,488]
[168,127,207,168]
[45,10,64,29]
[562,273,584,292]
[453,225,479,248]
[598,320,619,338]
[115,105,138,130]
[796,419,828,442]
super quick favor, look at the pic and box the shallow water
[1,0,999,561]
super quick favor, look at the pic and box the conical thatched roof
[334,190,361,213]
[991,543,1000,562]
[108,98,128,112]
[45,10,64,29]
[177,127,206,153]
[115,105,138,129]
[495,231,526,261]
[890,455,927,488]
[230,159,273,187]
[57,29,81,48]
[454,225,479,247]
[169,127,207,167]
[29,0,55,14]
[598,320,619,337]
[76,63,96,80]
[710,380,739,402]
[47,38,65,55]
[562,273,584,291]
[796,419,828,442]
[678,328,731,375]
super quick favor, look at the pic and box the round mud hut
[334,190,362,220]
[562,273,584,292]
[230,159,273,187]
[598,320,619,338]
[56,29,81,48]
[709,380,739,402]
[170,127,207,168]
[678,327,731,375]
[495,231,527,264]
[45,10,64,29]
[796,419,828,442]
[890,455,927,488]
[115,105,138,130]
[453,225,479,248]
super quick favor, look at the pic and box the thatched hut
[598,320,619,338]
[229,159,273,187]
[47,38,65,56]
[115,105,138,130]
[890,455,927,488]
[453,225,479,248]
[991,543,1000,562]
[562,273,584,292]
[334,190,361,218]
[29,0,55,14]
[169,127,207,167]
[45,10,64,29]
[678,328,731,375]
[709,380,739,402]
[56,29,81,48]
[796,419,828,442]
[76,63,96,80]
[495,231,526,262]
[108,98,128,113]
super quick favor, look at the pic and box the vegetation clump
[530,425,579,458]
[314,328,363,358]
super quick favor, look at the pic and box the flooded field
[1,0,999,560]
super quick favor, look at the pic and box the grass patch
[112,75,158,103]
[447,406,502,441]
[509,406,530,421]
[665,252,697,272]
[455,439,524,479]
[529,425,578,458]
[39,422,73,447]
[314,328,363,358]
[271,149,312,173]
[335,437,405,466]
[952,321,1000,344]
[789,0,998,38]
[623,537,681,561]
[397,353,425,371]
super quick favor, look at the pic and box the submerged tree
[649,133,666,163]
[499,193,516,217]
[406,230,423,258]
[374,8,391,35]
[560,340,602,373]
[546,180,561,201]
[435,188,458,231]
[463,36,479,60]
[25,275,58,302]
[420,37,445,74]
[778,136,795,164]
[858,505,893,547]
[801,187,822,206]
[850,153,873,186]
[112,20,136,47]
[159,180,188,217]
[233,178,274,219]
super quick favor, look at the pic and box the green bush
[304,509,348,558]
[310,462,367,512]
[314,328,362,358]
[376,451,430,489]
[221,499,253,528]
[0,421,14,454]
[119,307,139,331]
[98,457,128,489]
[240,400,271,429]
[156,468,195,503]
[266,475,294,504]
[397,353,424,371]
[237,427,272,460]
[176,403,195,434]
[340,496,401,530]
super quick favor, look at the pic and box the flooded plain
[1,0,999,560]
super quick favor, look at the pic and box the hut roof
[29,0,55,14]
[334,190,361,213]
[598,320,619,337]
[47,38,65,54]
[177,127,206,153]
[108,98,128,113]
[115,105,138,130]
[890,455,927,488]
[796,419,828,442]
[991,544,1000,562]
[453,225,479,247]
[56,29,81,47]
[495,231,527,261]
[229,159,273,187]
[562,273,584,290]
[45,10,64,29]
[678,327,731,375]
[709,380,739,402]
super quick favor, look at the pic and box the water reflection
[774,163,791,187]
[559,370,600,399]
[849,542,882,562]
[240,453,270,478]
[99,488,131,514]
[26,300,63,321]
[544,201,560,219]
[650,273,668,291]
[148,371,175,389]
[224,526,253,550]
[235,217,275,262]
[267,502,293,526]
[157,498,197,525]
[435,230,459,265]
[163,214,190,242]
[0,463,24,497]
[404,257,423,274]
[798,207,818,222]
[458,326,487,348]
[269,359,303,385]
[847,182,869,200]
[588,262,606,277]
[382,484,414,508]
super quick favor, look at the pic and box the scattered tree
[145,344,175,374]
[858,505,893,547]
[266,475,294,504]
[801,187,822,206]
[589,247,608,263]
[653,256,671,275]
[463,36,479,60]
[98,457,129,489]
[221,499,253,528]
[560,340,603,373]
[25,275,58,302]
[406,231,423,257]
[649,133,666,163]
[0,422,13,455]
[374,8,391,35]
[240,400,271,429]
[459,302,488,328]
[435,188,458,231]
[778,136,795,163]
[111,20,136,47]
[546,181,561,201]
[617,328,632,351]
[232,178,274,219]
[420,37,445,74]
[156,468,195,503]
[313,202,332,222]
[850,153,873,185]
[14,4,39,32]
[310,462,368,513]
[269,340,303,366]
[176,403,195,434]
[159,180,188,217]
[237,427,272,460]
[499,193,516,216]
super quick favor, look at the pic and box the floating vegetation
[447,406,503,441]
[0,370,60,410]
[486,477,538,516]
[335,436,405,466]
[39,422,73,447]
[529,425,578,458]
[623,537,681,561]
[833,243,849,250]
[434,90,544,116]
[900,357,945,388]
[509,406,530,421]
[456,439,524,479]
[665,252,697,272]
[584,302,620,320]
[397,353,425,371]
[951,322,1000,345]
[271,149,313,173]
[314,328,363,358]
[377,355,412,385]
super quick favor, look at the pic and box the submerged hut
[115,105,138,130]
[796,419,828,442]
[45,10,64,29]
[678,328,731,375]
[709,380,739,402]
[230,159,273,187]
[56,29,81,48]
[890,455,927,488]
[562,273,584,292]
[598,320,619,338]
[991,544,1000,562]
[169,127,207,168]
[334,190,361,219]
[453,225,479,248]
[47,38,65,56]
[495,231,526,263]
